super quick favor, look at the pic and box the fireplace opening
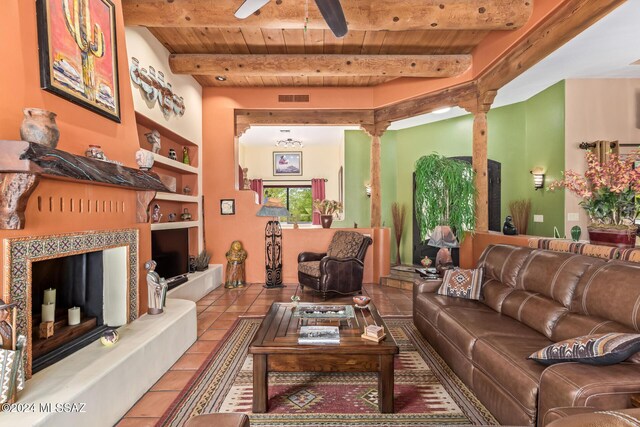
[31,251,108,373]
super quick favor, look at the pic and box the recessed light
[432,107,452,114]
[215,75,227,81]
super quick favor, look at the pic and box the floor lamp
[256,201,289,288]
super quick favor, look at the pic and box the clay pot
[320,215,333,228]
[20,108,60,148]
[587,226,637,248]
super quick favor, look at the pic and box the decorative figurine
[100,329,119,346]
[145,129,161,153]
[182,147,190,165]
[85,144,106,160]
[0,300,17,350]
[145,260,168,315]
[503,215,518,235]
[242,167,251,190]
[151,203,162,223]
[168,148,177,161]
[180,208,192,221]
[168,213,177,222]
[183,185,192,195]
[420,256,433,267]
[188,256,197,273]
[135,148,154,170]
[225,241,247,288]
[571,225,582,242]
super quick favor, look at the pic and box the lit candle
[43,288,56,305]
[68,307,80,326]
[42,303,55,323]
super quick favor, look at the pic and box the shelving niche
[134,112,203,255]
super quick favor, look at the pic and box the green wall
[343,81,566,264]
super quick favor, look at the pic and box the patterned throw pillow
[529,333,640,366]
[437,268,483,300]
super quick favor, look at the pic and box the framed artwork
[273,151,302,176]
[220,199,235,215]
[36,0,121,122]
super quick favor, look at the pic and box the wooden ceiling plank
[169,54,472,78]
[220,28,251,54]
[360,31,387,55]
[261,29,288,54]
[235,109,376,127]
[259,76,280,86]
[303,29,325,54]
[123,0,533,31]
[283,29,306,54]
[323,29,344,54]
[240,28,269,54]
[341,31,367,55]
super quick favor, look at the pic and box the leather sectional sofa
[413,244,640,426]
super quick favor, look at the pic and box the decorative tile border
[3,229,139,377]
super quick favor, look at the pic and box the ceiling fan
[234,0,348,38]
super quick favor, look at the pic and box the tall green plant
[414,154,476,243]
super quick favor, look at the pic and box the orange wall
[201,87,393,283]
[0,1,150,315]
[459,231,533,268]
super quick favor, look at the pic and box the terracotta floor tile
[187,340,220,353]
[217,312,242,320]
[125,391,179,417]
[116,417,160,427]
[172,353,209,370]
[203,305,228,313]
[151,370,195,391]
[225,305,249,313]
[208,319,235,329]
[200,329,228,340]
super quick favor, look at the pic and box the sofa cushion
[482,279,515,312]
[298,261,321,278]
[551,312,634,342]
[620,248,640,263]
[473,334,551,416]
[577,244,621,260]
[414,293,489,326]
[478,245,533,289]
[326,231,365,258]
[501,290,569,338]
[529,333,640,366]
[436,304,543,358]
[437,268,483,300]
[571,261,640,332]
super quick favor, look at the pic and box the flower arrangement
[549,150,640,229]
[313,199,343,216]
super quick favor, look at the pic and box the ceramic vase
[320,215,333,228]
[135,149,154,170]
[20,108,60,148]
[570,225,582,242]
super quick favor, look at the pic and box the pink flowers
[550,150,640,226]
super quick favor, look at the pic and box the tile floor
[117,283,413,426]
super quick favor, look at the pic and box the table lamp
[256,199,290,288]
[428,225,458,272]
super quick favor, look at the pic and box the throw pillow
[529,333,640,366]
[437,268,483,300]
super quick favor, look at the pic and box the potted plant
[313,199,343,228]
[550,150,640,248]
[414,154,476,271]
[414,154,476,244]
[194,250,211,271]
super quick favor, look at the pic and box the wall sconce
[530,167,545,190]
[364,183,372,197]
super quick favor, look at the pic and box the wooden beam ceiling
[123,0,533,31]
[169,54,471,78]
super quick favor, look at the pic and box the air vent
[278,94,310,103]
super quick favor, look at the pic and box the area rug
[158,317,498,427]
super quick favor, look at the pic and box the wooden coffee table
[249,302,399,413]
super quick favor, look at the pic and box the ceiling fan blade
[314,0,348,38]
[234,0,270,19]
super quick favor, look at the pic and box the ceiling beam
[169,54,471,78]
[123,0,533,31]
[476,0,626,93]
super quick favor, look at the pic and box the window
[264,186,313,223]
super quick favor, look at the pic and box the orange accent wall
[0,1,150,315]
[459,231,533,268]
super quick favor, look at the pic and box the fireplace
[3,229,139,377]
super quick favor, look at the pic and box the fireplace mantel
[0,140,176,229]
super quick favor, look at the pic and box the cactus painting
[36,0,121,122]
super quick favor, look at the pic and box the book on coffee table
[298,326,340,344]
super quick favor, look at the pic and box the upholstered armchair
[297,231,372,299]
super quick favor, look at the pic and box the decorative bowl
[100,329,119,347]
[353,296,371,308]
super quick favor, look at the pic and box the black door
[412,157,502,265]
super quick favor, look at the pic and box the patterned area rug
[158,317,498,427]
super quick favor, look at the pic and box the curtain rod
[262,178,327,183]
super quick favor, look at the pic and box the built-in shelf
[155,192,199,203]
[135,112,199,148]
[150,220,201,231]
[144,149,198,174]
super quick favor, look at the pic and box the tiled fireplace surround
[1,228,197,426]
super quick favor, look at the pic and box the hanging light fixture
[275,137,304,148]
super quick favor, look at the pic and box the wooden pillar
[462,90,496,233]
[362,122,390,229]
